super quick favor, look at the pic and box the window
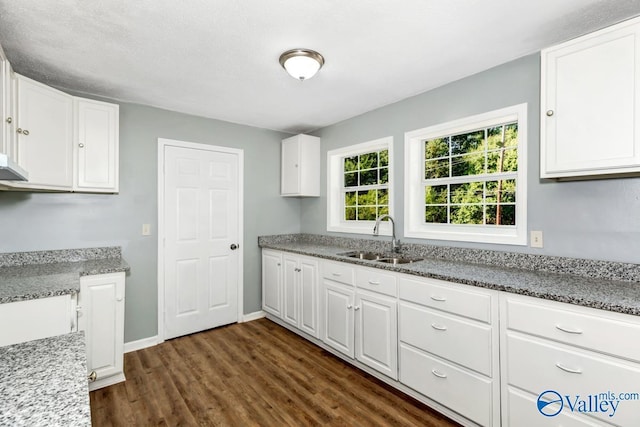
[404,104,527,245]
[328,137,393,235]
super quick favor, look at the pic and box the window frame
[327,137,394,236]
[404,104,528,245]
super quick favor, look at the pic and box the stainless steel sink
[339,251,422,264]
[376,257,422,264]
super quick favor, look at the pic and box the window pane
[344,156,359,172]
[425,158,449,179]
[359,152,377,169]
[345,191,357,207]
[451,130,484,156]
[499,205,516,225]
[425,205,447,223]
[487,126,503,150]
[378,188,388,205]
[357,206,376,220]
[487,147,517,173]
[504,123,518,147]
[378,206,389,217]
[379,150,389,167]
[360,169,377,186]
[486,180,516,203]
[451,204,483,224]
[344,172,358,187]
[380,167,389,184]
[425,138,449,160]
[357,190,376,205]
[425,185,447,204]
[451,182,483,204]
[452,153,484,177]
[345,207,356,220]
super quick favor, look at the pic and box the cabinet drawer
[400,344,494,427]
[399,276,492,323]
[506,387,608,427]
[399,302,492,376]
[356,267,397,297]
[506,332,640,427]
[505,297,640,362]
[322,261,355,286]
[0,295,73,346]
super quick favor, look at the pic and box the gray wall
[302,53,640,264]
[0,102,301,342]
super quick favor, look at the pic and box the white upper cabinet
[15,74,74,189]
[281,134,320,197]
[74,98,119,192]
[541,17,640,179]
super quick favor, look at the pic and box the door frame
[157,137,244,342]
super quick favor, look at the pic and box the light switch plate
[530,230,543,248]
[142,224,151,236]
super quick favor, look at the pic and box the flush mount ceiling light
[279,48,325,81]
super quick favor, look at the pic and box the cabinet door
[282,255,299,327]
[15,74,73,188]
[262,250,283,317]
[355,290,398,379]
[74,98,119,192]
[78,272,125,387]
[323,280,354,358]
[0,295,73,347]
[541,18,640,178]
[281,136,300,195]
[0,47,9,158]
[299,257,319,338]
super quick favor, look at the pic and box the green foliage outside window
[424,123,518,226]
[343,149,389,221]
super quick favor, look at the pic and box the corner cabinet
[77,272,126,391]
[541,16,640,179]
[281,134,320,197]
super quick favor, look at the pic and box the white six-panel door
[162,141,241,340]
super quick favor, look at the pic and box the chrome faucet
[373,214,401,253]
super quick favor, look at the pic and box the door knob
[230,243,239,250]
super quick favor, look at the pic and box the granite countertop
[259,234,640,316]
[0,247,129,304]
[0,332,91,426]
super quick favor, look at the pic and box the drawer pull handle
[431,369,447,379]
[332,272,342,277]
[431,323,447,331]
[430,295,446,302]
[556,363,582,374]
[368,280,380,285]
[555,325,583,335]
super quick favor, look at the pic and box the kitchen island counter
[0,332,90,426]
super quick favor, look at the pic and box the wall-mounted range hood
[0,153,27,180]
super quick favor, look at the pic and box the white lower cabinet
[262,250,319,338]
[501,293,640,427]
[78,272,126,391]
[398,275,500,426]
[261,249,640,427]
[0,294,76,347]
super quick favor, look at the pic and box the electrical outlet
[142,224,151,236]
[530,230,543,248]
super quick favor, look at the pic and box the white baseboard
[124,335,160,353]
[242,310,266,322]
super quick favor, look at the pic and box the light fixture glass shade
[279,49,325,81]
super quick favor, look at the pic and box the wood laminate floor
[90,318,462,426]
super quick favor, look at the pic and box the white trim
[89,373,126,391]
[242,310,266,322]
[157,138,244,342]
[327,136,394,236]
[124,335,160,353]
[404,104,528,245]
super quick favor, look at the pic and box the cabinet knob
[354,305,360,311]
[88,371,97,382]
[230,243,239,250]
[347,304,353,309]
[17,128,29,135]
[116,296,123,302]
[6,117,12,124]
[277,263,281,266]
[78,143,85,148]
[546,110,554,117]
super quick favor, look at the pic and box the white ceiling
[0,1,639,134]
